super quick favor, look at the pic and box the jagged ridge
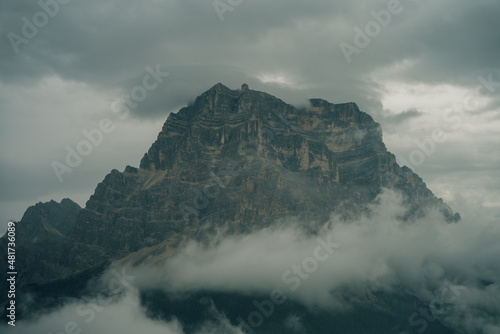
[1,83,459,306]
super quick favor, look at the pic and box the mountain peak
[309,98,358,110]
[208,82,232,93]
[3,84,459,298]
[207,82,249,94]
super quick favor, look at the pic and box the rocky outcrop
[0,198,81,308]
[4,83,459,299]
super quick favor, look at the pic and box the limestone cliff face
[3,83,459,295]
[70,83,458,258]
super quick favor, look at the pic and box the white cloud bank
[3,189,500,333]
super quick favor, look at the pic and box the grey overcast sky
[1,0,499,230]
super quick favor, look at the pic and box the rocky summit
[1,83,459,312]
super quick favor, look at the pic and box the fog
[4,189,499,334]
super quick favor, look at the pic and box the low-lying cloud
[4,189,500,333]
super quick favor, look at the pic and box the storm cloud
[1,0,499,227]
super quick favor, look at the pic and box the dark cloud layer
[0,0,499,234]
[1,3,499,333]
